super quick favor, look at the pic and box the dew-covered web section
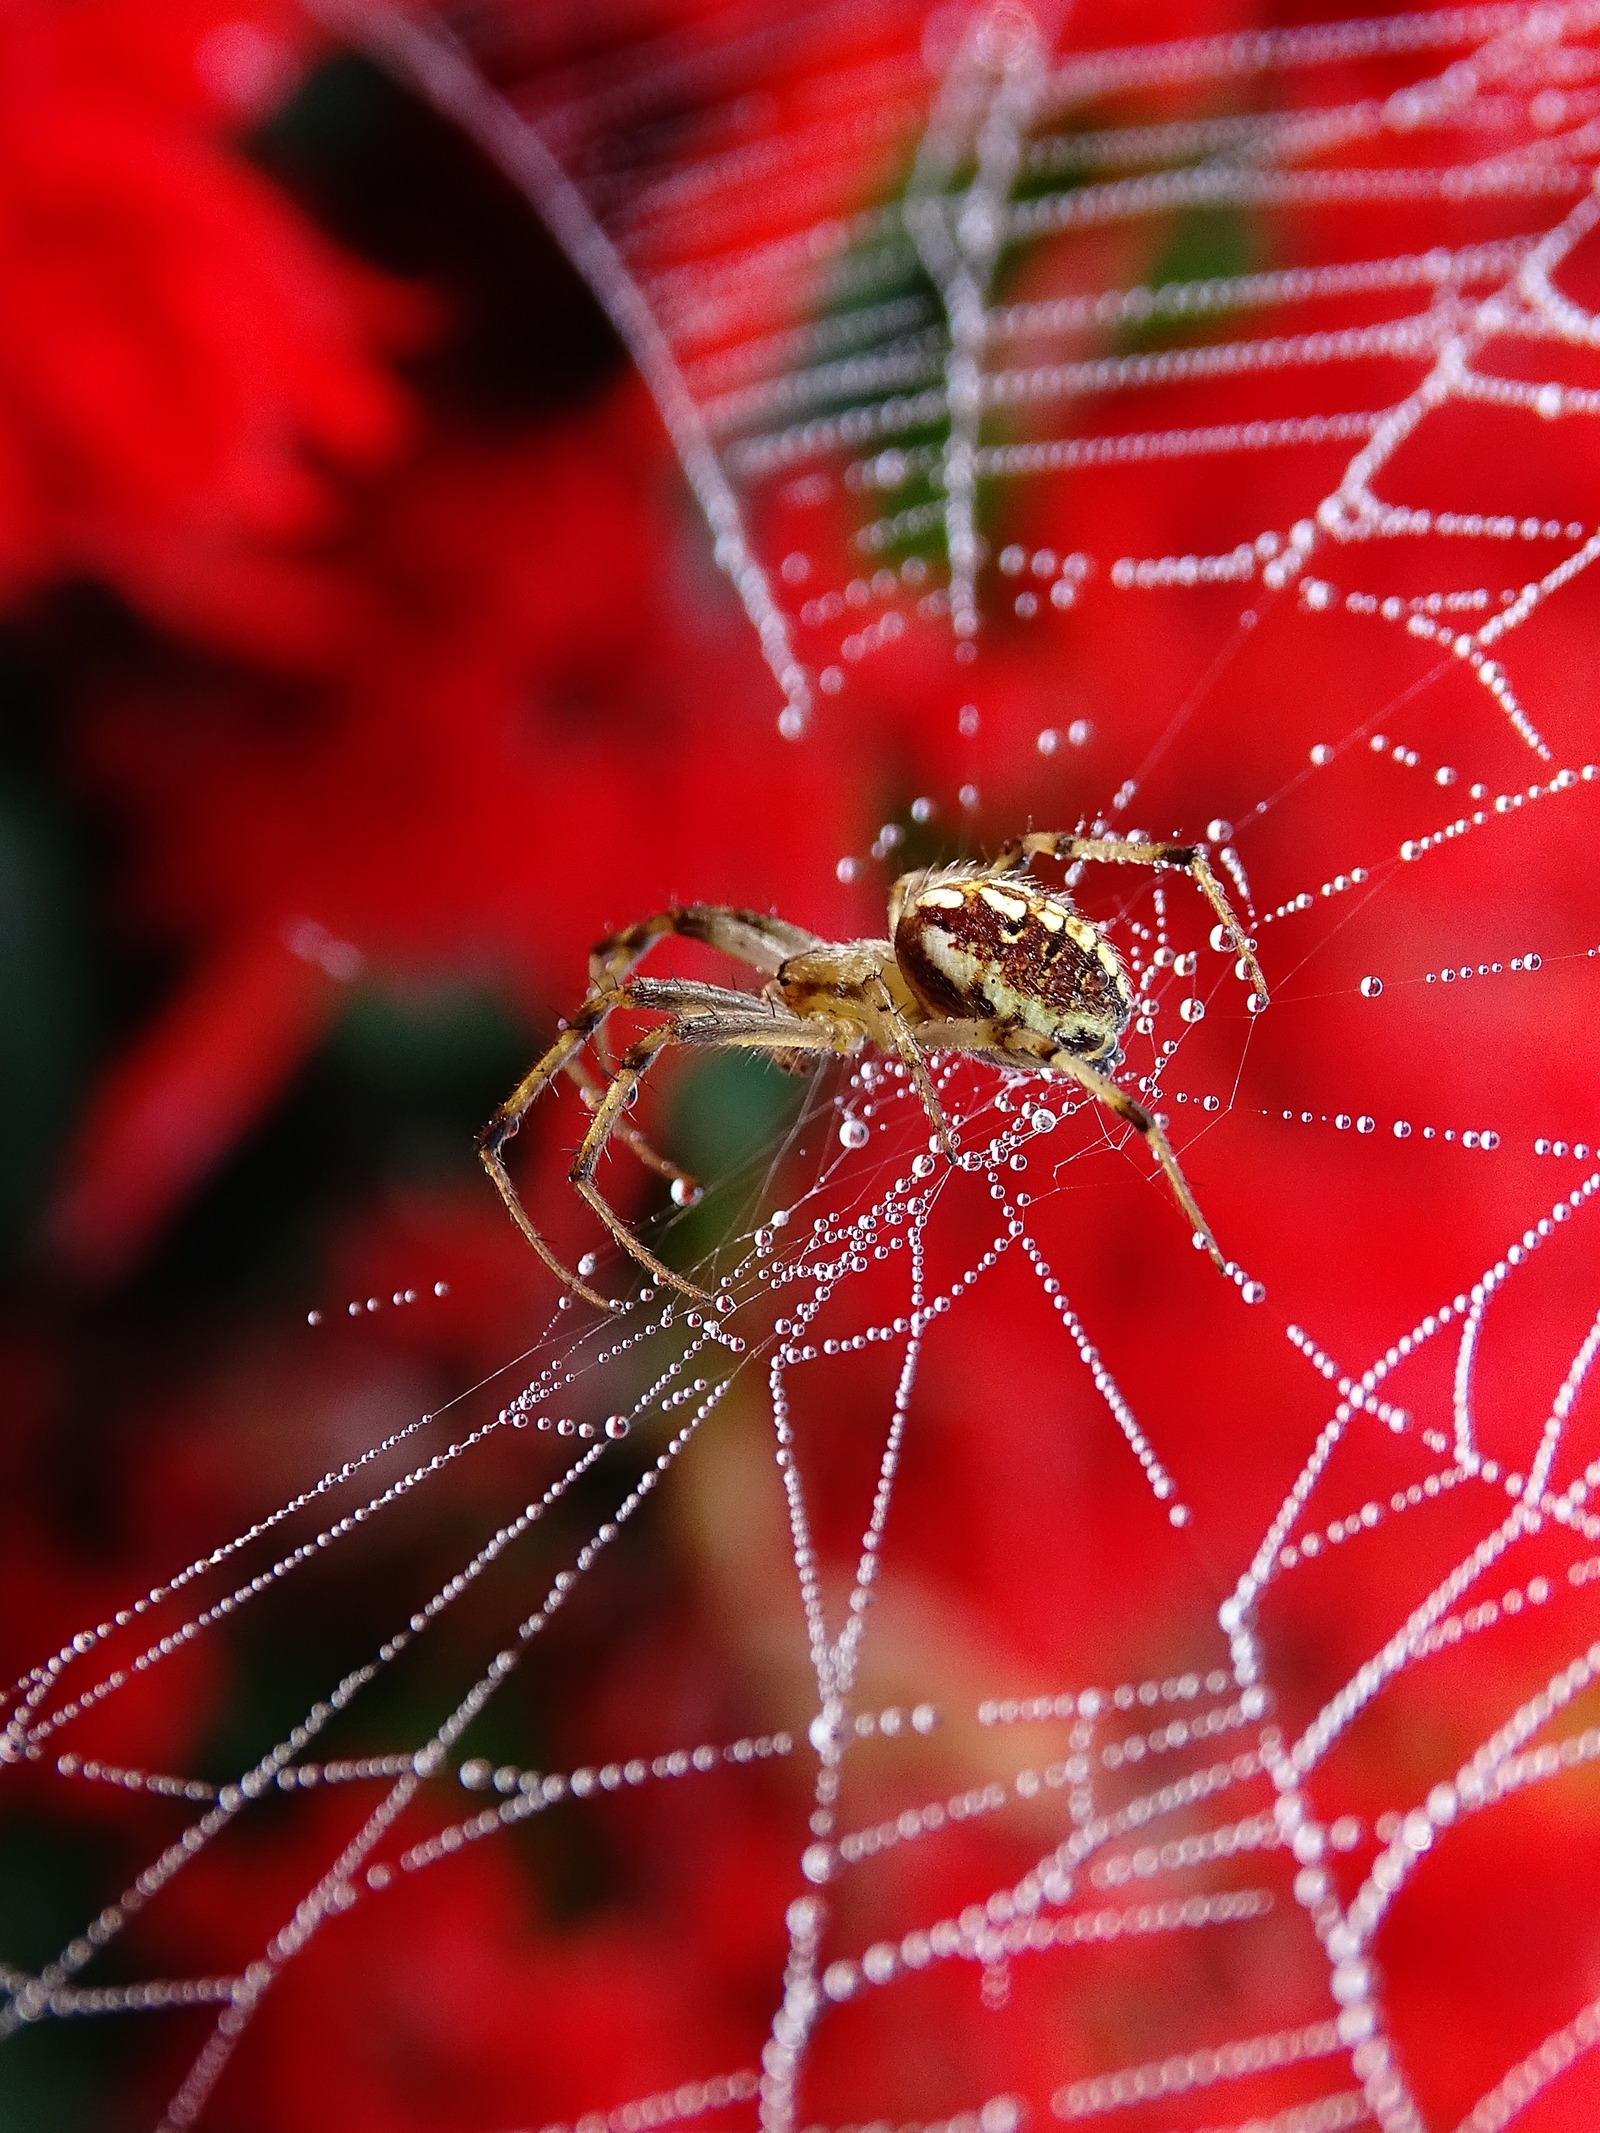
[9,5,1600,2132]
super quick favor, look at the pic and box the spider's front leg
[479,1008,614,1310]
[589,905,824,992]
[997,832,1268,1007]
[570,1022,710,1304]
[571,998,839,1306]
[564,1051,701,1203]
[480,976,776,1312]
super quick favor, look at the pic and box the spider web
[8,3,1600,2130]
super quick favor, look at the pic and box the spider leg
[1041,1047,1225,1270]
[995,833,1268,1007]
[583,907,828,1082]
[479,1020,610,1308]
[590,905,825,991]
[912,1017,1226,1270]
[571,1004,839,1304]
[479,976,777,1310]
[868,981,958,1161]
[563,1051,700,1197]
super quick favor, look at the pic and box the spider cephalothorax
[479,833,1267,1310]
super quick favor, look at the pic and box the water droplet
[306,1310,322,1326]
[1242,1281,1266,1305]
[808,1709,843,1753]
[433,1281,449,1297]
[577,1253,598,1278]
[1394,1121,1412,1139]
[1209,923,1230,952]
[1356,1116,1375,1134]
[1435,765,1457,786]
[1179,999,1205,1023]
[958,703,981,736]
[839,1117,870,1150]
[1202,1095,1220,1112]
[603,1414,629,1440]
[1360,975,1383,998]
[1067,718,1094,746]
[912,1153,936,1178]
[1030,1107,1056,1132]
[1206,818,1233,843]
[1525,952,1542,970]
[1481,1130,1500,1150]
[801,1844,834,1885]
[911,796,935,823]
[836,856,860,883]
[958,783,980,810]
[1336,1114,1352,1130]
[1173,951,1197,977]
[1246,992,1265,1014]
[670,1178,702,1207]
[1036,727,1061,756]
[1310,743,1333,765]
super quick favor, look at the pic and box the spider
[478,832,1268,1311]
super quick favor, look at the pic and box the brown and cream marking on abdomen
[894,877,1133,1061]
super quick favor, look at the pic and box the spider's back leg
[1039,1042,1226,1270]
[999,833,1268,1007]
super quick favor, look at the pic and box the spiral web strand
[7,3,1600,2129]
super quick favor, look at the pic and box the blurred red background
[4,2,1600,2129]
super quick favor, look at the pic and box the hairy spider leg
[570,999,839,1304]
[912,1016,1226,1270]
[589,904,825,992]
[562,1050,699,1196]
[996,833,1269,1008]
[868,975,960,1161]
[479,1020,608,1306]
[1040,1046,1225,1269]
[582,905,828,1096]
[479,976,776,1310]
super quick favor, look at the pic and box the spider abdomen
[893,878,1132,1061]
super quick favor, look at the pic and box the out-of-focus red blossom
[0,0,428,662]
[49,384,860,1272]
